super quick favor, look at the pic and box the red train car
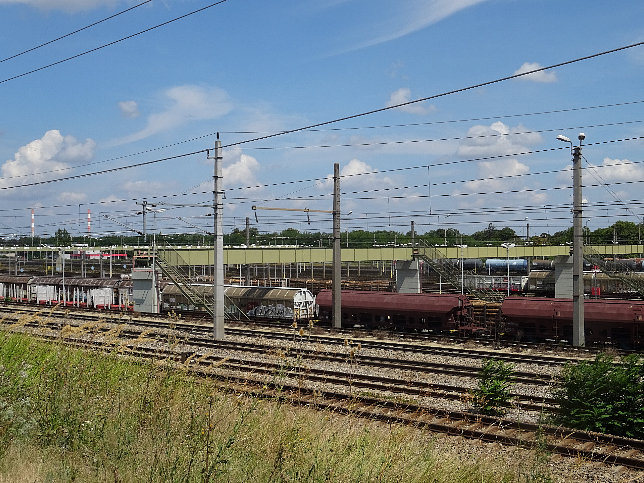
[316,289,471,332]
[502,297,644,348]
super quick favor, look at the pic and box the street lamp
[557,132,585,347]
[456,244,467,294]
[501,243,515,296]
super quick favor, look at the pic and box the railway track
[0,306,558,386]
[2,317,643,471]
[0,304,586,367]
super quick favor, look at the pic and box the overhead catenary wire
[0,0,231,85]
[3,41,644,234]
[0,0,152,64]
[241,120,644,151]
[222,41,644,149]
[218,99,644,137]
[4,116,639,184]
[0,150,206,191]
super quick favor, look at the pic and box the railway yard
[1,303,643,481]
[1,245,643,480]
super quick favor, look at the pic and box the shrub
[552,353,644,439]
[471,359,515,415]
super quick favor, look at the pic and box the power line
[6,117,638,183]
[0,150,206,191]
[0,0,231,85]
[222,41,644,149]
[220,99,644,137]
[242,120,644,151]
[0,0,152,64]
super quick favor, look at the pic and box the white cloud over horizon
[594,157,644,181]
[0,130,95,192]
[457,121,542,157]
[386,88,435,115]
[454,121,546,206]
[316,158,395,191]
[222,148,261,189]
[513,62,558,83]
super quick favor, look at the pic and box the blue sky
[1,0,643,240]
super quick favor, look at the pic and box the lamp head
[556,135,571,143]
[578,132,585,141]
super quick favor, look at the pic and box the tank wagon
[316,289,471,332]
[484,258,528,274]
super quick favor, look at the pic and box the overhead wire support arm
[251,205,333,224]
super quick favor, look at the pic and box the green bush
[471,359,515,415]
[552,353,644,439]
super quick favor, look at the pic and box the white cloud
[386,88,435,115]
[118,100,140,118]
[458,157,546,207]
[347,0,488,51]
[464,158,529,192]
[595,157,644,181]
[197,147,262,194]
[453,122,547,207]
[513,62,557,83]
[98,194,125,205]
[113,84,233,145]
[222,149,261,188]
[0,0,120,12]
[316,158,395,190]
[457,121,542,157]
[0,130,95,190]
[58,191,87,202]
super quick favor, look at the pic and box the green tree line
[2,221,642,248]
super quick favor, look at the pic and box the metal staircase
[413,241,505,303]
[154,247,215,316]
[583,245,644,298]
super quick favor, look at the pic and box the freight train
[0,275,316,322]
[0,275,641,348]
[316,289,643,349]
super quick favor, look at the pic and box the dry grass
[0,330,554,482]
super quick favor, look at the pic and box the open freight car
[316,289,472,332]
[502,297,644,348]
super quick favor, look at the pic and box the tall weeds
[0,332,527,482]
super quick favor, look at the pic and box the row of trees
[2,221,642,248]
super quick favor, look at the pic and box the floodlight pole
[572,142,585,347]
[558,133,585,347]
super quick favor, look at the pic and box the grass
[0,331,548,482]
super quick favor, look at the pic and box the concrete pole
[142,200,147,244]
[245,216,250,285]
[212,135,225,340]
[332,162,341,329]
[506,247,510,297]
[572,143,585,347]
[411,221,415,251]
